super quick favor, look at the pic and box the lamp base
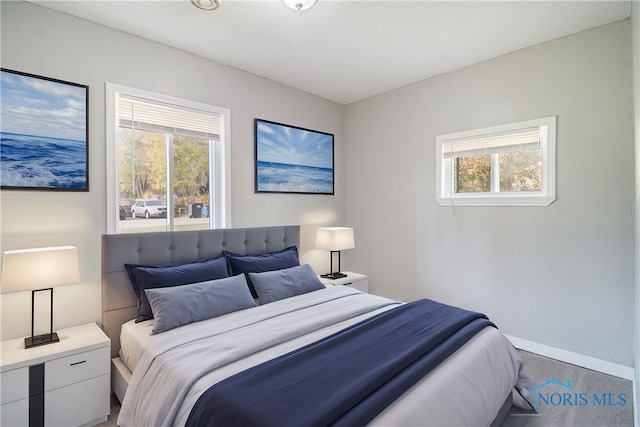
[321,272,347,280]
[25,332,59,349]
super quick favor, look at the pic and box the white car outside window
[131,199,167,219]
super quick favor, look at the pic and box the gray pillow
[145,274,256,334]
[248,264,325,305]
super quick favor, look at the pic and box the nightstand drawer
[45,347,110,391]
[46,374,109,427]
[1,367,29,404]
[319,272,369,293]
[344,279,368,293]
[1,398,29,426]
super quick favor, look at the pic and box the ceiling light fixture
[282,0,316,11]
[191,0,221,11]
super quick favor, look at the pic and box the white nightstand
[0,322,111,427]
[319,272,369,293]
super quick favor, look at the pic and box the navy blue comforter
[186,299,495,427]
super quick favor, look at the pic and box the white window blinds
[442,128,541,158]
[117,95,221,140]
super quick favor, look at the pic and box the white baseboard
[505,335,635,381]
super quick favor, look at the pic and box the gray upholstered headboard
[102,225,300,358]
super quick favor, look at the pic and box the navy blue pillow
[224,246,300,298]
[125,256,230,322]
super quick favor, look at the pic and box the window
[106,84,230,233]
[435,116,556,206]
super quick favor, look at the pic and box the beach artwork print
[255,119,334,194]
[1,69,89,191]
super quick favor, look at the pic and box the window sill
[436,194,556,207]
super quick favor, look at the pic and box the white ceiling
[29,0,631,105]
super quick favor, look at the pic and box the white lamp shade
[1,246,80,294]
[315,227,355,251]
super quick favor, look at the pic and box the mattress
[117,286,529,426]
[119,318,154,373]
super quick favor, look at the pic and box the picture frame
[1,68,89,191]
[255,118,334,195]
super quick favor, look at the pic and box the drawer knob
[70,360,87,366]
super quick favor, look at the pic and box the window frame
[106,83,231,233]
[435,116,556,207]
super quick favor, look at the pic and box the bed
[102,225,530,426]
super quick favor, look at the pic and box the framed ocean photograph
[255,119,334,194]
[1,68,89,191]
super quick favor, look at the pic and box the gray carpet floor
[503,351,634,427]
[99,350,635,427]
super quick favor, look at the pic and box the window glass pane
[454,154,491,193]
[173,135,210,231]
[499,149,542,192]
[117,128,168,233]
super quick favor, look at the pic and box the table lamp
[315,227,355,280]
[1,246,80,348]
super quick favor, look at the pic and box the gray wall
[631,0,640,405]
[0,1,345,340]
[0,1,636,371]
[345,20,635,366]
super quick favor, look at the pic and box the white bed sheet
[118,287,530,427]
[119,317,154,373]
